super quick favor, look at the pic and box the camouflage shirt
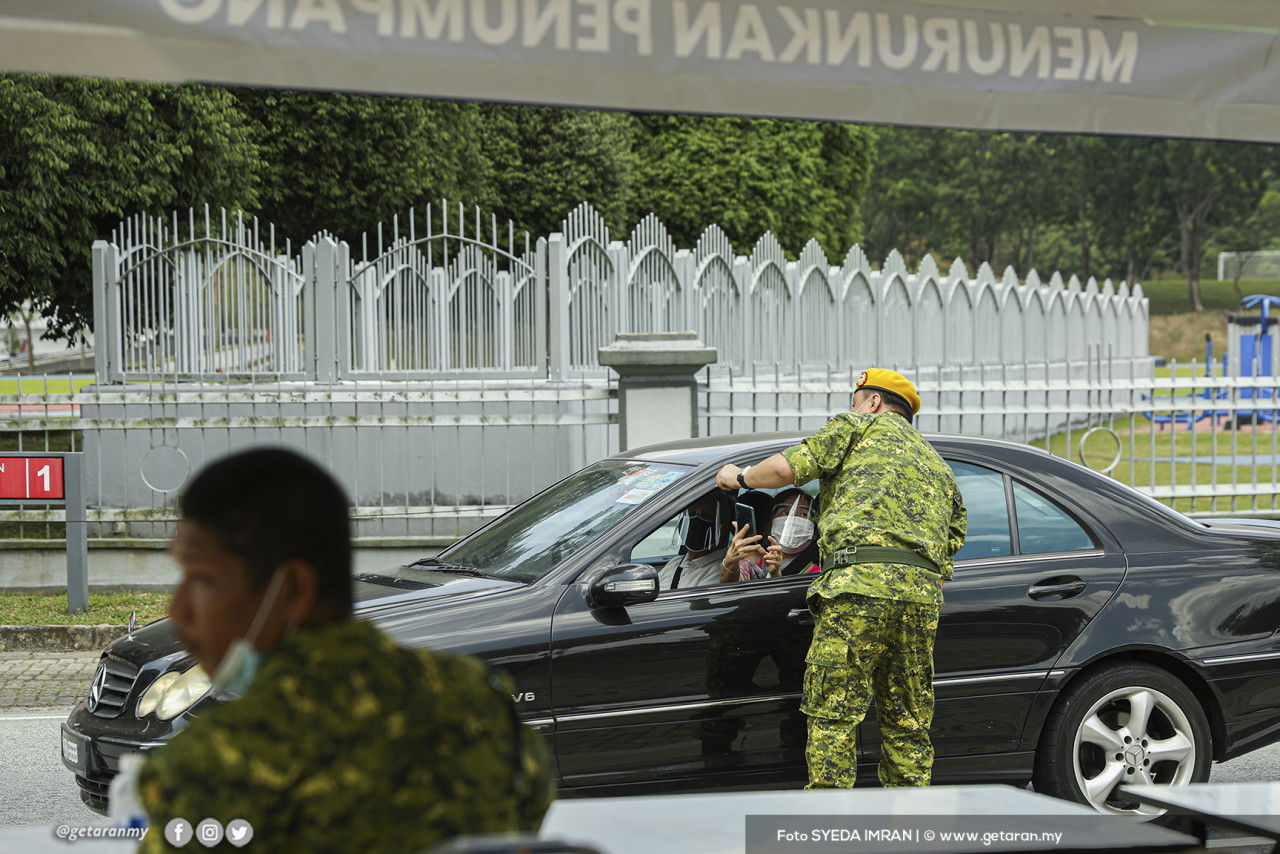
[782,412,966,605]
[138,619,554,853]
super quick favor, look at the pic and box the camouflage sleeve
[471,658,556,830]
[943,486,968,580]
[136,727,243,853]
[516,721,556,830]
[781,415,862,485]
[137,744,190,852]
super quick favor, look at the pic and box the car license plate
[61,727,89,775]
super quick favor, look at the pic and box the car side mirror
[586,564,660,609]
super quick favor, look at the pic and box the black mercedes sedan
[62,432,1280,818]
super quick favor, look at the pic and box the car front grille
[75,773,111,813]
[87,656,140,718]
[75,773,111,798]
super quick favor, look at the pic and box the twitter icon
[226,819,254,848]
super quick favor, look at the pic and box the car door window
[628,489,732,591]
[626,481,820,590]
[948,461,1013,561]
[631,517,681,564]
[1012,480,1095,553]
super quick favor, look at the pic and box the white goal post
[1219,250,1280,281]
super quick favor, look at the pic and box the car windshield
[436,460,693,583]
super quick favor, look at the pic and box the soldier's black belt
[828,546,941,575]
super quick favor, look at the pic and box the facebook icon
[165,818,194,847]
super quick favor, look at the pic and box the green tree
[860,128,1279,295]
[1213,177,1280,300]
[992,135,1067,272]
[860,126,959,264]
[632,116,874,257]
[480,105,638,238]
[1161,140,1275,311]
[236,90,492,247]
[1061,136,1175,282]
[861,129,1065,272]
[0,74,260,340]
[945,133,1067,270]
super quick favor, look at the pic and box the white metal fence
[0,374,616,541]
[0,199,1175,544]
[7,354,1280,541]
[344,205,542,377]
[94,201,1148,383]
[555,204,1148,374]
[702,351,1280,517]
[100,209,305,378]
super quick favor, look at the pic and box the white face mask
[210,567,290,699]
[770,499,815,554]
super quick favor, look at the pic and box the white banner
[1,0,1278,142]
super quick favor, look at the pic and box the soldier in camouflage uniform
[135,448,553,852]
[718,369,966,788]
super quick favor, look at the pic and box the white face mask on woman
[770,499,815,554]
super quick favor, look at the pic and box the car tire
[1032,662,1211,819]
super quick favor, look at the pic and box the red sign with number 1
[0,457,64,500]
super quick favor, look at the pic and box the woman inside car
[720,489,820,582]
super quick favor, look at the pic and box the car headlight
[136,665,211,720]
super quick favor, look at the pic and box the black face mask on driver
[679,503,723,552]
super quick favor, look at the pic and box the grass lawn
[1148,362,1246,389]
[0,591,170,625]
[0,375,94,395]
[1033,421,1280,514]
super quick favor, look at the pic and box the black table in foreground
[0,826,137,854]
[1121,782,1280,851]
[539,785,1199,854]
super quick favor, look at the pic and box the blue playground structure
[1144,294,1280,430]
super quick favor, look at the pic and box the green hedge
[1140,277,1280,316]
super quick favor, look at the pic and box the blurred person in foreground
[136,447,553,853]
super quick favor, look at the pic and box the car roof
[610,430,1055,468]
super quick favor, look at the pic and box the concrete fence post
[91,241,120,384]
[66,453,88,614]
[305,238,340,383]
[335,241,352,379]
[735,257,752,368]
[547,234,569,380]
[598,332,717,451]
[534,237,549,377]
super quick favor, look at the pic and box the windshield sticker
[618,466,651,484]
[616,487,658,505]
[628,470,685,491]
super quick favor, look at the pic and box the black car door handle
[786,608,815,627]
[1027,578,1087,600]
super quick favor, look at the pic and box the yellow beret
[855,368,921,415]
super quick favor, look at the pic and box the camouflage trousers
[802,592,940,788]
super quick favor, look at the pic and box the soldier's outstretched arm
[716,454,795,491]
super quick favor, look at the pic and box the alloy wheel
[1071,685,1197,815]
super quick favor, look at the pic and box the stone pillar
[598,332,717,451]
